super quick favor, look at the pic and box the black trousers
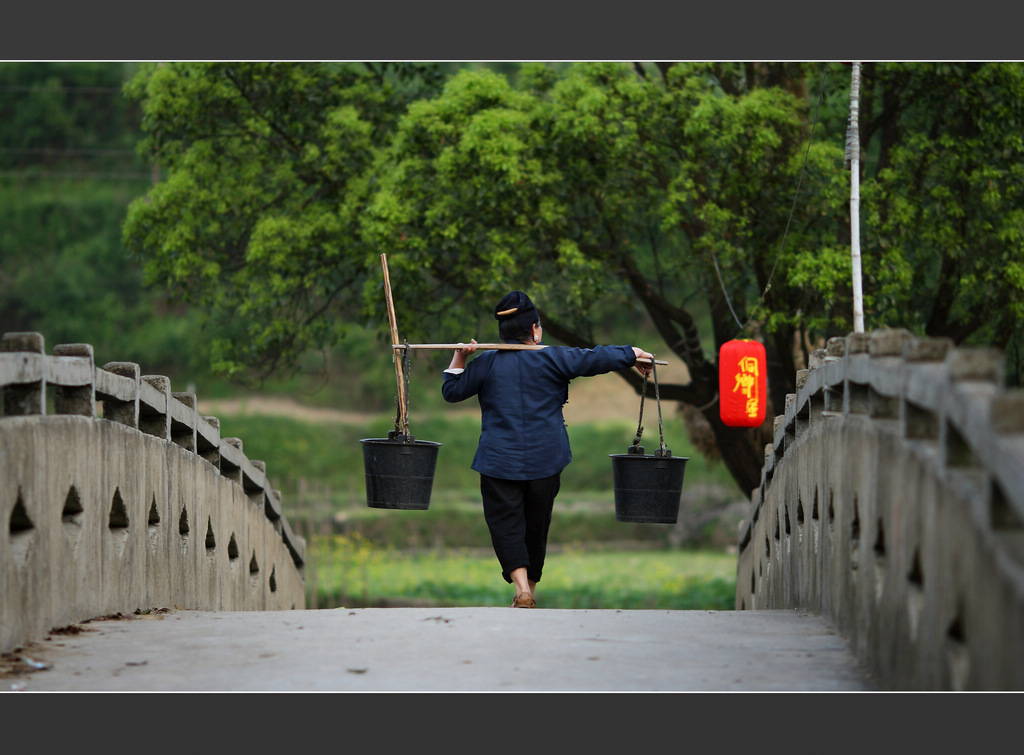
[479,472,561,585]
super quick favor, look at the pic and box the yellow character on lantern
[733,356,760,418]
[738,356,760,378]
[733,371,756,398]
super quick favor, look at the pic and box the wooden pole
[380,254,409,436]
[393,342,668,366]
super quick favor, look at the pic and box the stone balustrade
[736,328,1024,690]
[1,332,306,654]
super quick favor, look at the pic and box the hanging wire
[710,62,833,340]
[652,360,668,456]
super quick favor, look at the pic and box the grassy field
[202,403,745,611]
[305,533,738,610]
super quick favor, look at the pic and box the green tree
[122,61,446,381]
[858,62,1024,349]
[122,61,1024,496]
[0,62,205,374]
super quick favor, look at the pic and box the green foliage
[0,62,210,378]
[309,533,737,610]
[121,62,447,384]
[860,62,1024,352]
[120,62,846,372]
[0,62,144,161]
[0,181,197,368]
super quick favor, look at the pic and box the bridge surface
[6,606,875,692]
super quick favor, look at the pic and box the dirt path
[197,365,689,426]
[197,396,382,425]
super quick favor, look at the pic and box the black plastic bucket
[609,447,688,524]
[360,433,441,510]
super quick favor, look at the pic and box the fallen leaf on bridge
[50,624,89,636]
[0,646,52,679]
[134,607,172,619]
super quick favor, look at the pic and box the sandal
[510,593,536,608]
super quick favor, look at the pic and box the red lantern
[719,339,767,427]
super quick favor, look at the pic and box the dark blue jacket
[441,344,637,480]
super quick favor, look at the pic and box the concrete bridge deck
[5,607,876,692]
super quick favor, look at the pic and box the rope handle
[630,372,646,452]
[629,359,669,457]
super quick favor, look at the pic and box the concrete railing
[1,332,306,654]
[736,328,1024,690]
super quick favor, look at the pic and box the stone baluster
[1,331,46,416]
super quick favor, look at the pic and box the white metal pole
[848,61,865,333]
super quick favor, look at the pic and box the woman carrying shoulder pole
[442,290,654,608]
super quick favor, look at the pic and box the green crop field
[206,408,744,611]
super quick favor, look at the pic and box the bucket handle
[393,340,414,439]
[629,359,670,458]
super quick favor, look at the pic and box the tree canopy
[122,61,1024,495]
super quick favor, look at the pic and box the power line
[0,148,137,156]
[0,85,126,94]
[0,170,154,181]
